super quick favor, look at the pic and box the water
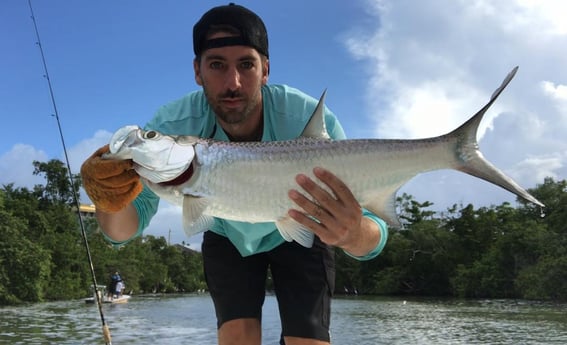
[1,294,566,344]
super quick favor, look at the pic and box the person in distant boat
[112,271,122,283]
[81,3,388,345]
[115,280,125,298]
[108,271,122,299]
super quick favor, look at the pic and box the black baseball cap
[193,3,269,58]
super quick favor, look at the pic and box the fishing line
[27,1,113,344]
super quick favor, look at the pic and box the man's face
[194,32,269,126]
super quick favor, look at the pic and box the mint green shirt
[122,84,387,260]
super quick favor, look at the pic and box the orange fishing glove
[80,144,143,213]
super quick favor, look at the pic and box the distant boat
[84,284,131,304]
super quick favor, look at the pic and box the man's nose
[224,66,241,91]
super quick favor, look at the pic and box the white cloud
[541,81,567,102]
[509,0,567,36]
[378,79,489,138]
[512,154,565,182]
[0,130,112,191]
[0,144,48,188]
[343,0,567,208]
[68,129,113,174]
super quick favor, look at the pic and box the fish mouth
[158,163,194,186]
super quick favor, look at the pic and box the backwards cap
[193,3,269,58]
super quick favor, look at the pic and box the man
[107,271,121,299]
[81,3,388,345]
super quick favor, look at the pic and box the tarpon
[104,67,544,248]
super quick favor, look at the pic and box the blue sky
[2,0,566,246]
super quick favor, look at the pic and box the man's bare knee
[218,318,261,345]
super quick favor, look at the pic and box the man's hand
[81,144,142,213]
[287,167,380,257]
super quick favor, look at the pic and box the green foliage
[0,159,206,306]
[336,180,567,301]
[87,235,205,295]
[32,159,81,206]
[516,255,567,300]
[0,207,51,304]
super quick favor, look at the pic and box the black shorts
[202,230,335,342]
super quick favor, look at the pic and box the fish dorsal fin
[182,195,215,237]
[300,90,331,139]
[275,216,315,248]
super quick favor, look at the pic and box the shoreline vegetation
[1,159,566,305]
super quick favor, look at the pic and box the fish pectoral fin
[364,192,402,228]
[182,196,214,237]
[275,217,315,248]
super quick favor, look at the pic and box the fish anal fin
[363,192,401,228]
[276,217,315,248]
[182,195,214,237]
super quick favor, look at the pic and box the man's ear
[194,59,203,86]
[262,59,270,85]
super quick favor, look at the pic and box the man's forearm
[95,203,139,242]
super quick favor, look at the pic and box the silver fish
[105,67,544,248]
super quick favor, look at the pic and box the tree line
[336,181,567,301]
[0,159,204,305]
[0,159,565,305]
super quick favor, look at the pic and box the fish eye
[143,130,159,140]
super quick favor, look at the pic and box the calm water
[1,294,566,344]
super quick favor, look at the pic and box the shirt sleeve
[132,185,160,233]
[341,210,389,262]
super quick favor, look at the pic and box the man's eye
[210,61,223,69]
[240,61,254,69]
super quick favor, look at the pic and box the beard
[203,86,262,125]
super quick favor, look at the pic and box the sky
[1,0,566,247]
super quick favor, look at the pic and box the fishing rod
[27,1,113,344]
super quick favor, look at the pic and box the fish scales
[187,137,454,224]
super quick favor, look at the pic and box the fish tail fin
[448,66,544,207]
